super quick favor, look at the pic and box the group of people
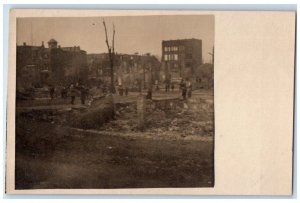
[164,83,175,92]
[48,83,90,105]
[69,84,89,105]
[146,79,193,100]
[117,85,129,96]
[49,79,192,105]
[180,79,192,100]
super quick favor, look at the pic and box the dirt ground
[15,89,214,189]
[15,116,214,189]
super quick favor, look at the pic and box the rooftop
[48,38,58,43]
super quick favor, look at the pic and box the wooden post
[137,94,146,131]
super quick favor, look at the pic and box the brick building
[87,53,161,88]
[16,39,88,90]
[161,38,202,83]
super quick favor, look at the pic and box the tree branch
[103,19,110,50]
[112,23,115,54]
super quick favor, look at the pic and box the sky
[17,15,214,62]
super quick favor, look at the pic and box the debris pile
[17,90,214,140]
[99,98,214,139]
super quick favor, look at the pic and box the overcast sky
[17,15,214,62]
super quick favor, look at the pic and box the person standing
[80,86,87,105]
[155,80,159,91]
[182,85,187,100]
[49,85,55,100]
[70,84,76,105]
[61,86,67,98]
[187,79,192,98]
[146,85,152,100]
[180,79,187,100]
[119,85,124,96]
[125,86,129,96]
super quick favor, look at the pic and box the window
[174,54,178,60]
[170,46,178,51]
[164,54,168,61]
[179,46,185,51]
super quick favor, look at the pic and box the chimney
[58,45,61,48]
[41,41,44,48]
[23,42,26,46]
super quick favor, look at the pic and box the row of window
[164,53,193,61]
[164,45,189,52]
[164,46,178,52]
[164,54,178,61]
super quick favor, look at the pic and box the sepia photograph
[5,8,296,195]
[14,15,215,189]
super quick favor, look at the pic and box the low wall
[145,97,213,113]
[146,97,183,112]
[17,96,116,130]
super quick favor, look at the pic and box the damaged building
[161,38,203,84]
[16,38,88,91]
[87,53,161,89]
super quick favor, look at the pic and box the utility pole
[208,46,214,65]
[30,22,33,46]
[103,20,116,93]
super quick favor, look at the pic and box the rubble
[96,94,214,140]
[17,89,214,141]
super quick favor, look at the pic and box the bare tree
[103,20,116,93]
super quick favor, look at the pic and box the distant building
[161,38,202,83]
[87,53,161,88]
[16,39,88,90]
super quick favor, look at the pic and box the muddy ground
[15,118,214,189]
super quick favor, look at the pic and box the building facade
[161,39,202,83]
[87,53,161,89]
[16,39,88,90]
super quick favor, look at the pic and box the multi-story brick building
[16,39,88,90]
[161,38,202,83]
[87,53,161,89]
